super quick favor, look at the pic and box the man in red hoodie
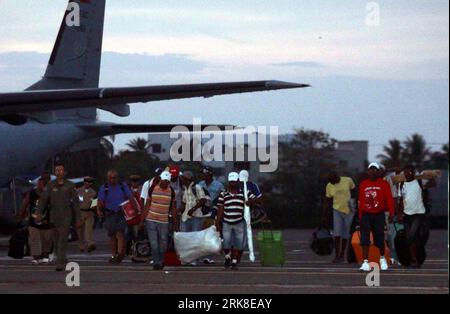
[358,162,395,272]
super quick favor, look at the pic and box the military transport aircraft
[0,0,308,187]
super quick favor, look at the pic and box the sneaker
[359,260,371,272]
[39,258,50,264]
[203,258,215,265]
[380,257,389,271]
[31,259,40,265]
[224,256,232,269]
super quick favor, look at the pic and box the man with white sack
[178,171,210,265]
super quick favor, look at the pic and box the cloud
[271,61,325,68]
[0,51,210,91]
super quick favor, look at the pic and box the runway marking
[0,282,447,293]
[0,266,447,278]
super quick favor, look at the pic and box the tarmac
[0,228,448,294]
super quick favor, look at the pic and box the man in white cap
[216,172,261,270]
[358,162,395,272]
[142,170,177,270]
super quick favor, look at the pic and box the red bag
[121,199,141,226]
[164,250,181,266]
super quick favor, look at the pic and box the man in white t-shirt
[399,164,427,268]
[180,171,208,232]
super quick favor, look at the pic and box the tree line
[52,132,448,228]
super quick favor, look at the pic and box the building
[334,141,369,175]
[147,133,369,182]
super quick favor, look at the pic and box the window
[151,144,162,154]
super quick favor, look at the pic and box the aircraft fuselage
[0,121,87,186]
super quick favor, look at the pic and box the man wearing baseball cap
[169,165,184,216]
[358,162,395,272]
[142,171,177,270]
[216,172,260,270]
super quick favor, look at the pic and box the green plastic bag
[256,229,285,266]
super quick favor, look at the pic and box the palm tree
[443,143,449,156]
[377,139,404,169]
[427,143,449,170]
[403,134,431,169]
[126,137,151,153]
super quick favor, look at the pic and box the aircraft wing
[0,81,309,115]
[78,123,236,137]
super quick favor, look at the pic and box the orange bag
[351,231,390,264]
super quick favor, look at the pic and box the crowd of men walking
[19,164,264,271]
[323,162,436,272]
[17,160,435,272]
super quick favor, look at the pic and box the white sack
[174,226,222,264]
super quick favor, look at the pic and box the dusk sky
[0,0,448,161]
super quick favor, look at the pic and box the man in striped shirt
[142,171,178,270]
[216,172,261,270]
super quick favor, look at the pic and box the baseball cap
[368,162,381,170]
[160,171,172,181]
[169,165,180,178]
[228,172,239,182]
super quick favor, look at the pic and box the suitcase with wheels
[310,227,333,256]
[256,223,285,266]
[351,229,391,264]
[8,228,28,259]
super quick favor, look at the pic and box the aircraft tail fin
[26,0,106,120]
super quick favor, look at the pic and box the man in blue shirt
[98,170,138,264]
[199,166,224,202]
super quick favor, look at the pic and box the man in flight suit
[36,164,81,271]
